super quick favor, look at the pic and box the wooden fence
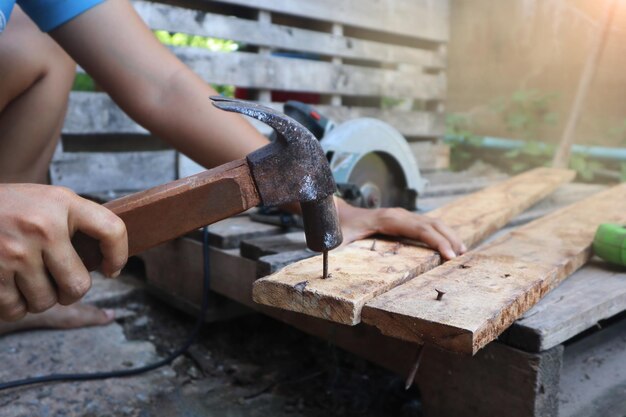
[54,0,450,194]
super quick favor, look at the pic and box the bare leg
[0,9,114,333]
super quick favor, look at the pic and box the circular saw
[284,101,426,210]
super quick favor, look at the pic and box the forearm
[51,0,268,169]
[136,68,268,167]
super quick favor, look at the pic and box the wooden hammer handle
[73,159,260,271]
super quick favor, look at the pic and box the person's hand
[0,184,127,321]
[336,198,466,260]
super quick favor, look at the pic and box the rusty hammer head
[210,96,343,253]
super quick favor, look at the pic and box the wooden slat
[133,1,444,68]
[502,261,626,352]
[361,184,626,355]
[50,150,176,194]
[210,0,450,42]
[76,49,443,99]
[251,168,575,325]
[240,231,307,260]
[65,92,444,140]
[206,216,284,249]
[138,238,419,375]
[172,48,444,99]
[418,343,563,417]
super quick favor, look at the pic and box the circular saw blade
[347,152,407,208]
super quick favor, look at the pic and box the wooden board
[201,0,450,42]
[361,184,626,355]
[418,343,563,417]
[502,260,626,352]
[134,2,444,68]
[76,48,443,100]
[50,149,176,193]
[65,92,444,140]
[138,238,419,376]
[252,168,575,325]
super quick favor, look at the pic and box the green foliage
[445,113,483,146]
[491,89,558,142]
[153,30,239,51]
[445,113,483,170]
[71,31,238,97]
[72,73,96,92]
[569,154,604,181]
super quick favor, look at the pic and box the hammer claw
[210,96,308,144]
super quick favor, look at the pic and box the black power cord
[0,227,212,391]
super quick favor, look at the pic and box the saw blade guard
[320,118,426,210]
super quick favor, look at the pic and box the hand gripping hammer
[73,97,343,278]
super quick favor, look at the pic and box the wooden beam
[201,0,450,42]
[138,238,419,376]
[502,261,626,352]
[252,168,575,325]
[133,2,444,68]
[418,343,563,417]
[361,184,626,355]
[76,49,443,100]
[65,92,445,139]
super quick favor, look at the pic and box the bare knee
[0,8,75,110]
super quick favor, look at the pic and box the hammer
[73,97,343,278]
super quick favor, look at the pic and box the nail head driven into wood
[361,184,626,355]
[252,168,575,325]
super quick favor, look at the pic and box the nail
[370,239,377,251]
[405,344,424,390]
[435,289,446,301]
[103,308,115,320]
[109,269,122,279]
[461,244,468,253]
[391,242,402,255]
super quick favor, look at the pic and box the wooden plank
[361,184,626,355]
[133,1,444,68]
[502,261,626,352]
[418,343,563,417]
[75,49,443,99]
[558,316,626,417]
[206,216,285,249]
[257,250,316,277]
[252,168,575,326]
[210,0,450,42]
[139,238,419,376]
[173,48,442,99]
[66,92,444,139]
[239,231,307,260]
[50,150,176,194]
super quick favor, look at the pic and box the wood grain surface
[361,184,626,355]
[252,168,575,325]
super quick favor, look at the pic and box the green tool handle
[592,223,626,266]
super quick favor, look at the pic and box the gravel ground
[0,272,423,417]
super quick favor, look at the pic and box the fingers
[0,270,27,321]
[14,257,58,313]
[413,223,457,260]
[373,208,465,260]
[68,198,128,277]
[43,241,92,305]
[431,220,467,255]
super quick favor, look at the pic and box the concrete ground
[0,271,421,417]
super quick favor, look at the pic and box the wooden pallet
[138,173,626,417]
[53,0,450,193]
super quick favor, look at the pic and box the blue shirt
[0,0,104,34]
